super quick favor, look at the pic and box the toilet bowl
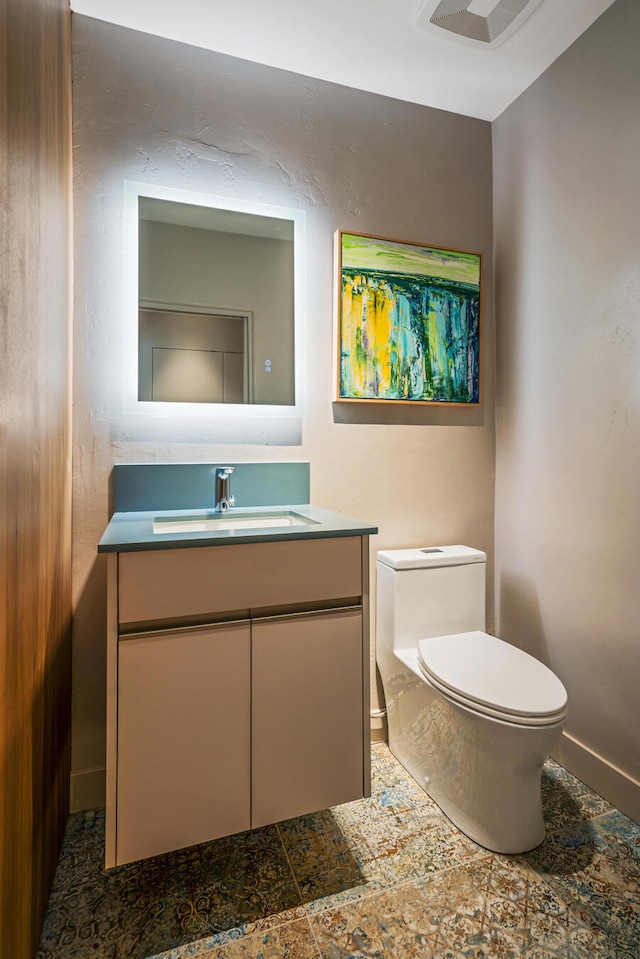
[376,546,568,854]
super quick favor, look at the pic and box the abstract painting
[336,231,481,404]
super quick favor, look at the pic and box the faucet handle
[215,466,235,512]
[224,467,235,506]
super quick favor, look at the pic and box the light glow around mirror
[123,181,306,417]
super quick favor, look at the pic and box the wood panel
[0,1,73,956]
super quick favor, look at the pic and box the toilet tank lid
[377,545,486,570]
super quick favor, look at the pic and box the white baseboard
[371,725,387,744]
[70,766,106,812]
[552,731,640,826]
[370,715,388,744]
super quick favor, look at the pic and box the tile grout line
[291,848,589,953]
[275,820,325,959]
[296,847,492,920]
[38,748,640,958]
[287,800,625,928]
[515,859,624,953]
[148,908,324,959]
[517,836,636,955]
[543,805,625,840]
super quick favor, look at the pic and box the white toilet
[376,545,568,854]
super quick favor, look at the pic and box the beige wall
[71,16,495,806]
[493,0,640,819]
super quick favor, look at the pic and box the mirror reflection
[137,196,296,406]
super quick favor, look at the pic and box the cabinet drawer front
[118,536,363,626]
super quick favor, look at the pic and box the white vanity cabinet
[106,534,370,867]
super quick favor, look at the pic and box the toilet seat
[418,631,568,727]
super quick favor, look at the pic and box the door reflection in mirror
[139,308,249,404]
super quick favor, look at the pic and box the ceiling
[69,0,616,121]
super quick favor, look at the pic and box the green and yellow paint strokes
[338,232,481,403]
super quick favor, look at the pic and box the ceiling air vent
[415,0,544,48]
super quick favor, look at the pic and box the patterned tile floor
[37,745,640,959]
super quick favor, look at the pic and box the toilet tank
[377,545,486,653]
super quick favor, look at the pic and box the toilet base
[390,735,546,854]
[385,653,564,855]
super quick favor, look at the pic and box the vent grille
[417,0,542,47]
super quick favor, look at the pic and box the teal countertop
[98,504,378,553]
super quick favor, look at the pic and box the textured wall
[71,15,495,806]
[0,0,73,953]
[493,0,640,816]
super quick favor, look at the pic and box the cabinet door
[116,620,250,865]
[251,607,364,828]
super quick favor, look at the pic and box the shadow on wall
[333,401,485,428]
[107,419,303,447]
[498,568,551,666]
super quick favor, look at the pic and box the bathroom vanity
[98,466,376,867]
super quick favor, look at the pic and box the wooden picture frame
[335,231,481,405]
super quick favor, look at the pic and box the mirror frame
[123,180,306,417]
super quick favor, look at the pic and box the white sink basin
[152,510,317,534]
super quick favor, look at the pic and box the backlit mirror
[123,182,306,417]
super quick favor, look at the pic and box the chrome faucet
[215,466,235,512]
